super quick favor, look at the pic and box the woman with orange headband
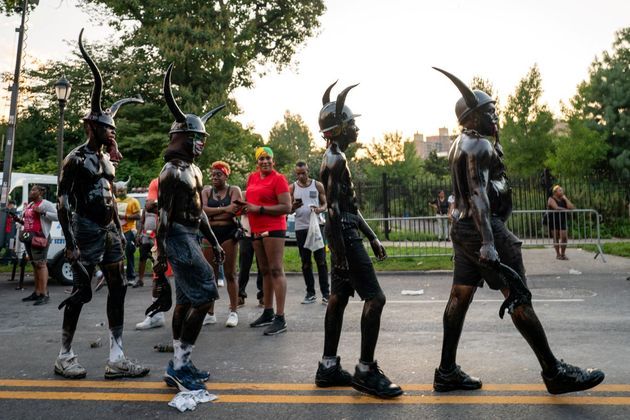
[240,147,292,335]
[547,185,575,260]
[201,161,243,327]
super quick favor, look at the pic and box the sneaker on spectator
[237,296,246,307]
[263,316,287,336]
[22,292,38,302]
[104,358,150,379]
[226,311,238,328]
[301,294,317,304]
[322,295,329,305]
[131,280,144,288]
[164,361,206,392]
[54,354,87,379]
[33,294,50,306]
[203,314,217,325]
[217,278,225,287]
[136,312,165,330]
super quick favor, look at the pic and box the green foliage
[571,27,630,179]
[501,64,554,177]
[267,111,315,176]
[546,118,609,177]
[423,150,449,178]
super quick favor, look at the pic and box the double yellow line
[1,380,629,405]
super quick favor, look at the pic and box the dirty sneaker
[164,361,206,392]
[104,358,150,379]
[164,360,209,385]
[54,355,87,379]
[315,356,353,387]
[352,361,403,398]
[542,360,605,395]
[433,365,482,392]
[136,312,165,330]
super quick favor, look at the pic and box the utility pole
[0,0,32,247]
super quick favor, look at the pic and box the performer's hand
[153,255,168,275]
[479,243,499,263]
[213,245,226,265]
[370,238,387,261]
[65,246,80,263]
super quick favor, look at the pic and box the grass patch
[580,242,630,258]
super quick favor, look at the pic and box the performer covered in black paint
[431,67,605,395]
[155,64,227,392]
[55,29,147,380]
[314,82,403,399]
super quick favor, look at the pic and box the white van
[1,172,72,284]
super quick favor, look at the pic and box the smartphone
[233,199,246,206]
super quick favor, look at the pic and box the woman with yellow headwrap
[547,185,575,260]
[201,160,244,327]
[240,146,292,335]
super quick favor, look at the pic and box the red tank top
[23,201,43,234]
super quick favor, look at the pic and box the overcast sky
[1,0,629,147]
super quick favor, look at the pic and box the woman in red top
[242,147,291,335]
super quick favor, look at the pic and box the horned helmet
[433,67,495,124]
[79,28,144,128]
[318,81,361,139]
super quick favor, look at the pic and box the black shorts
[139,241,153,262]
[212,224,238,244]
[252,230,286,240]
[330,228,383,301]
[72,215,124,266]
[451,217,527,288]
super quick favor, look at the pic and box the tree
[423,150,449,178]
[571,27,630,179]
[501,64,554,177]
[363,132,405,166]
[267,111,315,175]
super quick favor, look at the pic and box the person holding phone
[240,147,292,335]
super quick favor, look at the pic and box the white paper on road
[168,390,218,412]
[401,289,424,295]
[569,269,582,275]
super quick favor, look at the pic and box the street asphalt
[0,246,628,419]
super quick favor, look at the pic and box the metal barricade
[364,209,606,261]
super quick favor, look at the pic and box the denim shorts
[72,215,124,266]
[451,217,527,288]
[166,222,219,306]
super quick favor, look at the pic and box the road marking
[0,391,629,405]
[0,380,628,393]
[351,299,585,304]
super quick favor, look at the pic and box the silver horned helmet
[163,63,226,135]
[433,67,495,124]
[79,28,144,128]
[318,81,361,138]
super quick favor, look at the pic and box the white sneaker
[203,314,217,325]
[225,311,238,328]
[217,279,225,287]
[135,313,165,330]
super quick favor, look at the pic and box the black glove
[145,272,172,317]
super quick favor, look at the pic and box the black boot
[433,365,482,392]
[315,356,352,387]
[249,308,274,328]
[542,360,605,395]
[351,361,403,398]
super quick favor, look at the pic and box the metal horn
[108,95,144,118]
[432,67,478,109]
[335,84,359,122]
[200,104,226,124]
[163,63,186,123]
[78,28,103,116]
[322,80,338,105]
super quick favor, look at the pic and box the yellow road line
[0,391,630,405]
[0,380,628,393]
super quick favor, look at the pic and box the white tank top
[293,180,324,230]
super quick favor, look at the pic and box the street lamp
[54,75,71,179]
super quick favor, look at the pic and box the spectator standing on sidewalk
[237,192,264,307]
[430,190,450,241]
[201,161,243,328]
[20,185,57,305]
[2,200,18,260]
[114,178,141,285]
[547,185,575,260]
[242,146,292,336]
[290,161,330,304]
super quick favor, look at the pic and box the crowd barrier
[364,209,606,262]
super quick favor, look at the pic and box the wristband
[259,206,265,214]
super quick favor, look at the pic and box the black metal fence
[355,174,630,237]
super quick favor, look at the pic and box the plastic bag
[304,211,325,252]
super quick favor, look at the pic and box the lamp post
[54,75,71,179]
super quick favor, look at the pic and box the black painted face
[476,103,498,137]
[187,132,207,158]
[337,119,359,150]
[94,123,116,147]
